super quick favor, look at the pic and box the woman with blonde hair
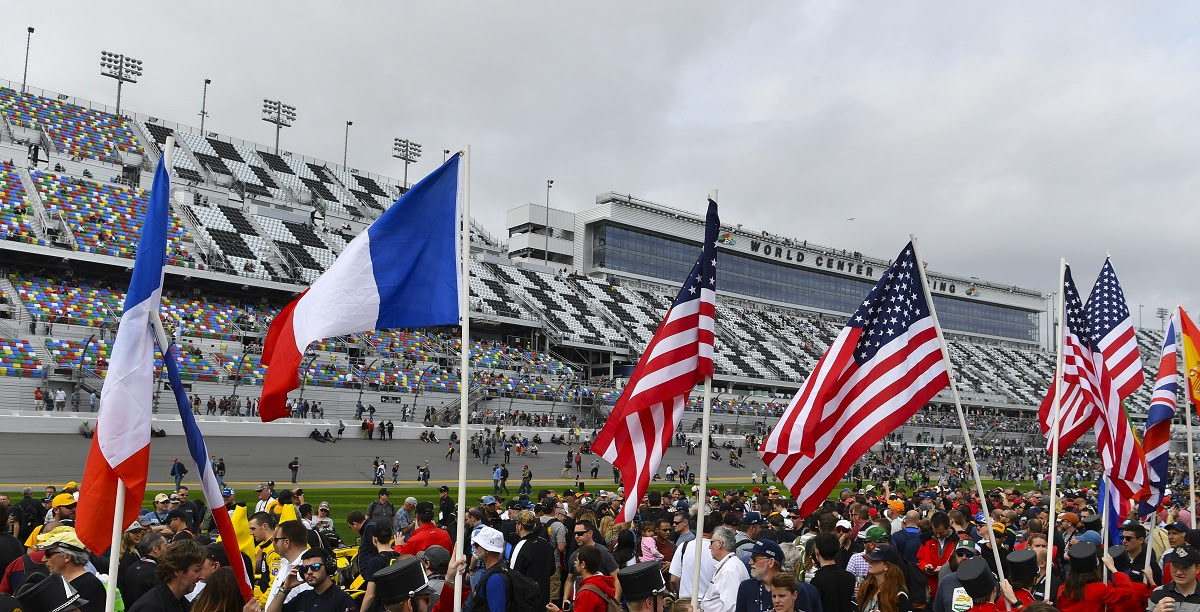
[856,546,911,612]
[598,515,616,544]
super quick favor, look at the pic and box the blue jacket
[735,577,822,612]
[892,527,922,564]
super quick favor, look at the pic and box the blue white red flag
[260,155,462,421]
[76,159,169,555]
[163,345,254,600]
[1140,314,1178,518]
[593,199,717,522]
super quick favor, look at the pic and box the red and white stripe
[594,290,714,522]
[760,317,948,516]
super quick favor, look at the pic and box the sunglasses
[1120,535,1138,541]
[573,531,588,536]
[299,563,325,573]
[956,550,975,558]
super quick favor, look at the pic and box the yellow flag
[1180,306,1200,411]
[231,504,256,558]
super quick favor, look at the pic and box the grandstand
[0,76,1181,444]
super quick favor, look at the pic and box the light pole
[199,78,211,135]
[544,179,554,266]
[21,27,33,94]
[357,358,378,407]
[1139,304,1144,329]
[392,138,422,190]
[230,354,247,400]
[296,352,318,413]
[343,121,353,167]
[261,99,296,154]
[1159,307,1171,333]
[99,51,142,116]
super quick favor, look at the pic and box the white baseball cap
[475,526,505,553]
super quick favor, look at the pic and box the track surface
[0,432,760,489]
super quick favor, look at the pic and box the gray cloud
[11,1,1200,331]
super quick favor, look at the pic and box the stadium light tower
[199,78,212,135]
[99,51,143,116]
[343,121,353,167]
[22,27,33,94]
[261,99,297,154]
[1159,307,1171,333]
[392,138,422,189]
[545,179,554,266]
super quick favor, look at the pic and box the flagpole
[1044,258,1067,601]
[909,235,1008,605]
[1102,475,1111,582]
[689,188,718,612]
[1145,513,1156,575]
[1182,304,1197,529]
[453,145,471,612]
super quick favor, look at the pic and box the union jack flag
[593,199,717,522]
[1140,314,1177,517]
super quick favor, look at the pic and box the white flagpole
[1102,475,1111,582]
[1044,258,1067,601]
[690,188,717,612]
[103,484,125,612]
[1182,304,1197,529]
[104,136,175,612]
[909,236,1008,606]
[1144,513,1156,575]
[453,146,471,612]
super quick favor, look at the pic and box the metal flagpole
[910,236,1008,606]
[690,188,718,612]
[1043,258,1067,601]
[453,146,471,612]
[1182,304,1197,529]
[1144,513,1156,575]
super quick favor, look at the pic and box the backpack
[13,503,43,541]
[579,584,622,612]
[899,560,929,606]
[471,563,546,611]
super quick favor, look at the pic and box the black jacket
[121,558,160,607]
[811,563,857,612]
[510,533,556,605]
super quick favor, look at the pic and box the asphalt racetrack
[0,432,761,489]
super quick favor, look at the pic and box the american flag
[1038,267,1101,451]
[1084,260,1147,499]
[1139,314,1177,518]
[593,199,717,522]
[758,242,949,516]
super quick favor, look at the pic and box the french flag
[76,158,170,555]
[259,154,462,421]
[164,342,254,600]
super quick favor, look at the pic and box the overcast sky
[8,2,1200,332]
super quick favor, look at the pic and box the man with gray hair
[394,496,417,538]
[702,526,748,611]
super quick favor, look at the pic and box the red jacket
[916,535,956,593]
[395,522,453,556]
[574,574,617,612]
[1056,572,1135,612]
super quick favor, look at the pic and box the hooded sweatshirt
[574,574,617,612]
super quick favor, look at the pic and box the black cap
[1107,545,1130,573]
[14,572,89,612]
[863,545,901,566]
[0,594,21,612]
[166,509,188,522]
[1068,542,1099,573]
[618,560,667,601]
[1006,549,1039,583]
[415,501,435,520]
[374,557,431,604]
[1081,513,1102,533]
[378,488,390,496]
[1187,529,1200,549]
[438,485,450,493]
[1165,545,1200,567]
[955,557,997,599]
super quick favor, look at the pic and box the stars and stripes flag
[758,242,949,516]
[1139,314,1177,518]
[1038,266,1099,451]
[593,199,717,522]
[1084,259,1148,499]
